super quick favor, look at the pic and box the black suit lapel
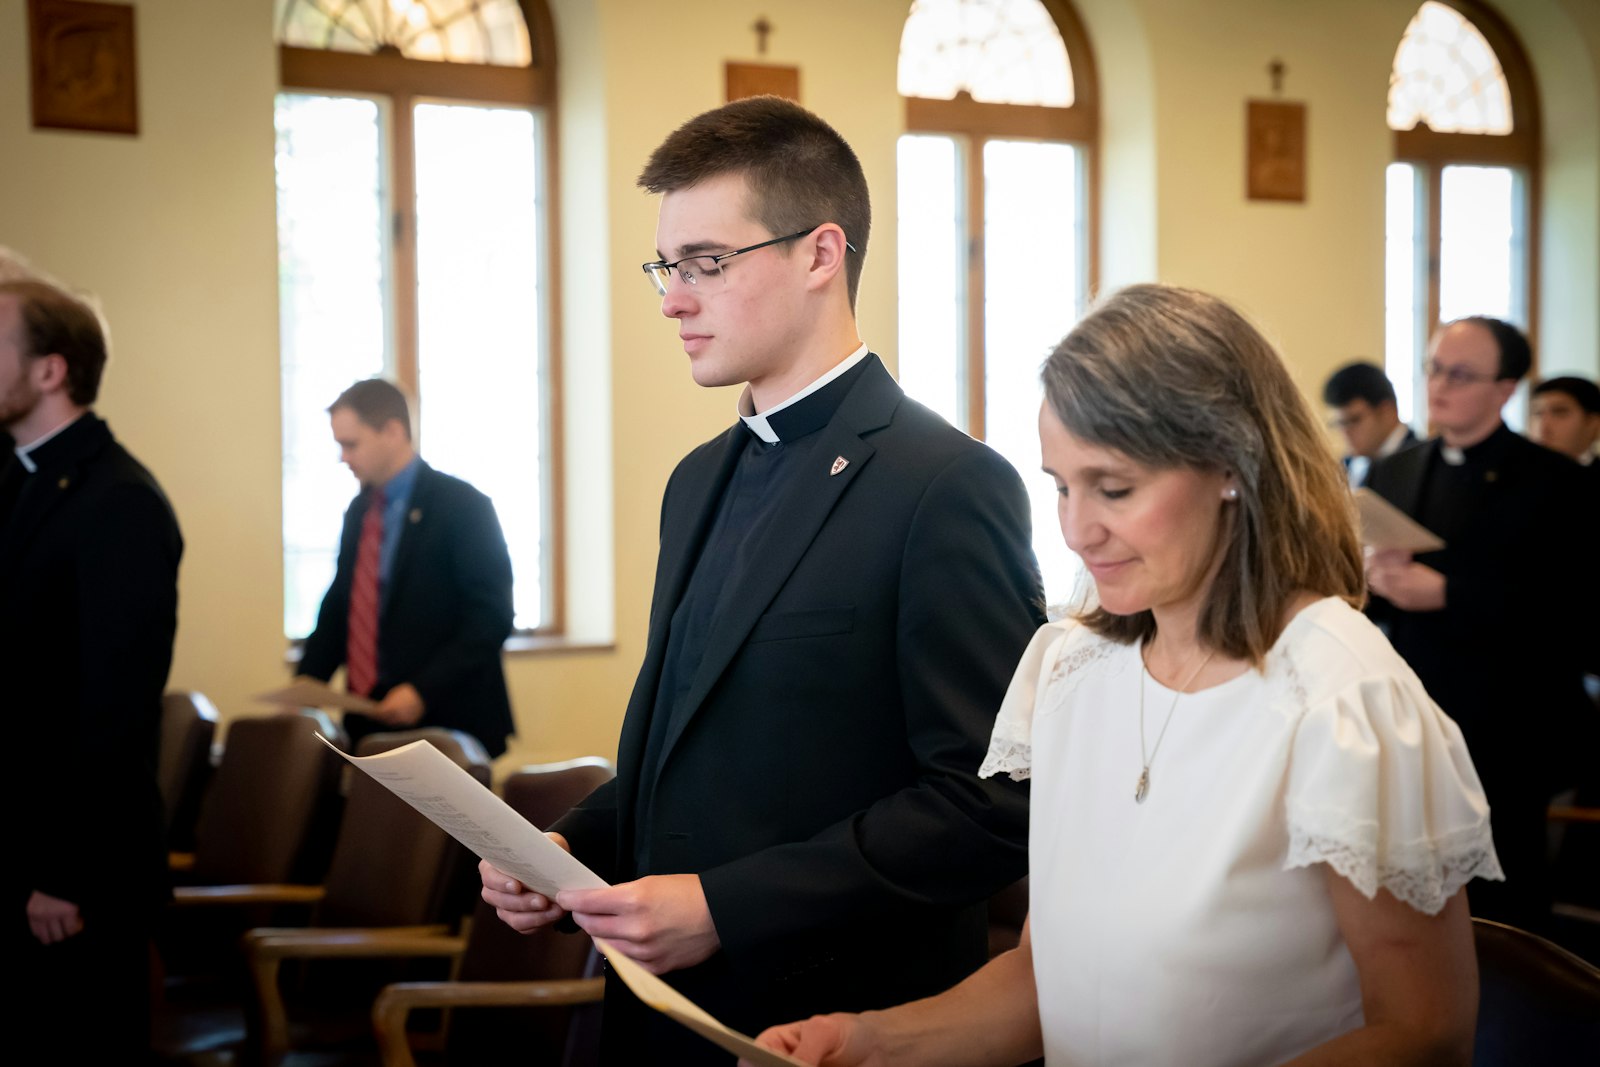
[652,358,900,769]
[649,430,745,639]
[1377,440,1432,517]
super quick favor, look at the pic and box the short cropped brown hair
[1044,284,1365,665]
[329,378,413,439]
[0,279,109,406]
[638,96,871,308]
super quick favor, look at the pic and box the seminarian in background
[1531,374,1600,478]
[1322,360,1416,487]
[2,276,183,1061]
[296,378,515,756]
[1365,316,1597,933]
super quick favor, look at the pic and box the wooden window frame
[1391,0,1542,357]
[277,0,567,635]
[901,0,1100,440]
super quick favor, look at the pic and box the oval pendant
[1134,767,1150,804]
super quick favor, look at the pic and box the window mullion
[391,92,421,406]
[965,135,987,440]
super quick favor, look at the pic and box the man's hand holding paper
[559,874,720,975]
[1366,548,1447,612]
[480,839,574,934]
[481,852,720,976]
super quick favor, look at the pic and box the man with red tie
[296,378,515,756]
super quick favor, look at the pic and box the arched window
[1385,0,1539,427]
[897,0,1099,606]
[274,0,561,638]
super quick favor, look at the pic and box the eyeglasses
[1423,359,1499,388]
[641,226,855,297]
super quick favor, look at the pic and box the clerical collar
[14,412,88,473]
[1439,422,1512,467]
[739,345,869,444]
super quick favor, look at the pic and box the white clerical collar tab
[1441,445,1466,466]
[740,402,781,444]
[736,344,870,444]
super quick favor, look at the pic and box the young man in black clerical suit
[296,378,516,756]
[1365,316,1598,933]
[481,97,1044,1062]
[1,277,183,1061]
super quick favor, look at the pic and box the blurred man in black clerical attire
[2,275,183,1062]
[1365,316,1597,933]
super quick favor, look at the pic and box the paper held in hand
[314,735,605,899]
[254,677,378,714]
[321,738,804,1063]
[595,941,807,1067]
[1354,488,1446,553]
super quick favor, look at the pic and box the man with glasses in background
[480,96,1042,1063]
[1365,316,1596,935]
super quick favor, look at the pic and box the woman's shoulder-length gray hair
[1044,283,1363,664]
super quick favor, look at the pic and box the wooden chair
[171,709,347,887]
[236,728,494,1064]
[157,689,218,852]
[154,710,350,1059]
[370,757,616,1067]
[1471,916,1600,1066]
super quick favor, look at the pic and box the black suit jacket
[1365,427,1596,789]
[300,461,514,756]
[2,415,182,921]
[553,357,1043,1043]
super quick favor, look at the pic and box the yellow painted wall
[2,0,1595,774]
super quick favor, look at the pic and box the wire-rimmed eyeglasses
[641,226,856,297]
[1423,358,1498,388]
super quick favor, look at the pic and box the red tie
[346,487,384,697]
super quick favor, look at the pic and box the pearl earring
[1224,486,1239,501]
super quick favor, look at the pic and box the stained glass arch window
[1388,0,1512,134]
[275,0,532,67]
[899,0,1074,107]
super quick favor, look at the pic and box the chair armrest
[171,884,327,907]
[241,924,457,1062]
[372,978,606,1067]
[244,926,461,962]
[1548,804,1600,824]
[169,851,196,872]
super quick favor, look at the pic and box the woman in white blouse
[752,285,1502,1067]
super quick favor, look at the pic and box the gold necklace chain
[1135,645,1215,804]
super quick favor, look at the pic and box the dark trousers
[16,912,154,1064]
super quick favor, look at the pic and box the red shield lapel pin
[829,456,849,476]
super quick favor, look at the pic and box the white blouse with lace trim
[979,597,1501,1067]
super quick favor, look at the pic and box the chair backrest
[1472,917,1600,1067]
[448,758,615,1064]
[316,728,492,928]
[158,690,219,849]
[189,710,346,885]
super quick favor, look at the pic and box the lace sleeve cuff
[978,738,1032,782]
[1285,822,1504,915]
